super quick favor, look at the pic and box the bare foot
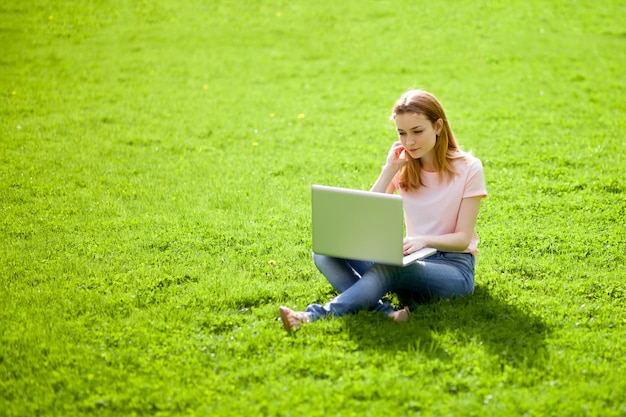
[389,306,410,322]
[279,306,311,331]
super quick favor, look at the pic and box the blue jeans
[306,252,475,320]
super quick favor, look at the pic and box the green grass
[1,0,625,415]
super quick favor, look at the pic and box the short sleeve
[463,157,487,199]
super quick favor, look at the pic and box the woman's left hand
[403,236,427,255]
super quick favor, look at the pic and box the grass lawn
[1,0,625,415]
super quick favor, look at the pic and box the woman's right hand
[372,141,406,193]
[384,141,408,171]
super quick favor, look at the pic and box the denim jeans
[306,252,475,320]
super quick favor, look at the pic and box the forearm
[421,232,472,252]
[405,231,473,254]
[370,165,400,193]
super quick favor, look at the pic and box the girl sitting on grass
[280,89,487,330]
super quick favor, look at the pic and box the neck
[420,154,437,172]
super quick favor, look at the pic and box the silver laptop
[312,184,436,266]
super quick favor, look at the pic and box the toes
[279,306,300,331]
[390,306,410,322]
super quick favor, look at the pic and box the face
[394,112,442,161]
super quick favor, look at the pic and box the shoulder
[451,151,487,196]
[449,151,484,173]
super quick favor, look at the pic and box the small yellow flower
[253,142,259,147]
[49,16,54,20]
[11,91,17,95]
[297,113,305,119]
[268,259,277,265]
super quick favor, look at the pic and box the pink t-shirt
[392,153,487,255]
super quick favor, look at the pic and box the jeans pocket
[441,252,475,273]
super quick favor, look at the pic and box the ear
[434,118,444,135]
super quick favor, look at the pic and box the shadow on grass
[341,285,550,368]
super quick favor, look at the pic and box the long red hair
[391,90,465,191]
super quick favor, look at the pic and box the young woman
[280,89,487,330]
